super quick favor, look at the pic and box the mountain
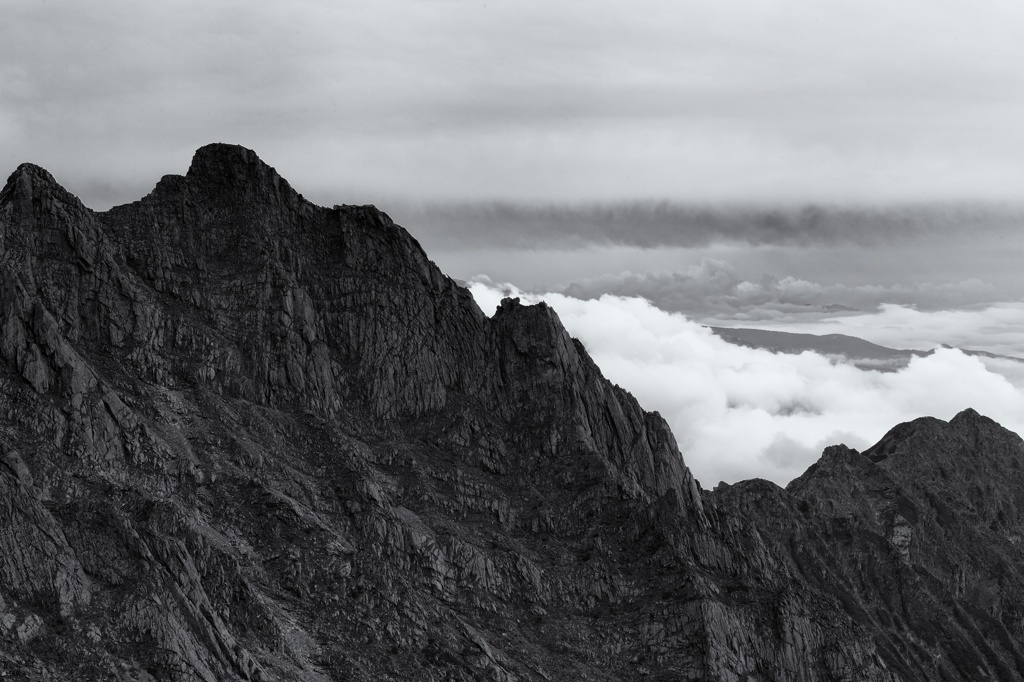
[710,326,1024,371]
[2,144,1024,680]
[710,326,919,370]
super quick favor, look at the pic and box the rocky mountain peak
[183,142,298,204]
[186,142,269,182]
[949,405,993,429]
[1,162,86,221]
[3,147,1024,680]
[493,297,578,369]
[2,162,57,197]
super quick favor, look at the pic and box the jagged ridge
[1,144,1023,681]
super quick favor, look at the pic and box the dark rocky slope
[0,144,1022,680]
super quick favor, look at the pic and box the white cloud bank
[470,280,1024,487]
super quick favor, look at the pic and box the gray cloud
[5,1,1024,210]
[390,202,1024,250]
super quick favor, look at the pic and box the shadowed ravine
[2,144,1024,680]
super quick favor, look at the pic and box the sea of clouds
[469,279,1024,488]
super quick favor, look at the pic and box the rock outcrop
[1,144,1023,680]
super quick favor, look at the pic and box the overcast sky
[5,1,1024,208]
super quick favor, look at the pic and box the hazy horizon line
[385,198,1024,251]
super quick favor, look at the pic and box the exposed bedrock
[0,145,1021,680]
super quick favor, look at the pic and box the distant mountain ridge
[3,144,1024,680]
[711,325,1023,370]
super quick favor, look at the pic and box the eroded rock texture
[0,144,1022,680]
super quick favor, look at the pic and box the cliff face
[0,144,1021,681]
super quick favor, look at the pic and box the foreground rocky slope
[1,144,1023,680]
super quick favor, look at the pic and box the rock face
[1,144,1023,680]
